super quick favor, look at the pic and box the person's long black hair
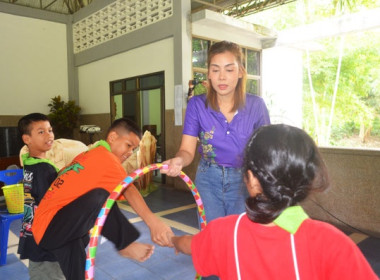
[243,124,329,224]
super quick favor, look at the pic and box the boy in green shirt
[17,113,65,280]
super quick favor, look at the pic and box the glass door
[110,72,165,183]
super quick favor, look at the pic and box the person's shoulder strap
[234,212,302,280]
[234,212,246,280]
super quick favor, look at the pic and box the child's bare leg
[118,242,154,262]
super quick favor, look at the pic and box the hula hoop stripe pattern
[85,163,207,280]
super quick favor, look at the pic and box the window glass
[112,81,123,93]
[192,72,208,96]
[140,73,164,89]
[246,79,259,95]
[126,79,136,91]
[123,92,138,123]
[192,38,210,68]
[111,94,123,120]
[194,72,207,83]
[241,48,246,68]
[247,49,260,75]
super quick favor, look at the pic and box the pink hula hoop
[85,163,206,280]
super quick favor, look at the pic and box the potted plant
[48,95,81,139]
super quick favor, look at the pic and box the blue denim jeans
[195,159,248,224]
[195,159,248,280]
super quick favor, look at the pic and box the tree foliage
[244,0,380,147]
[303,32,380,144]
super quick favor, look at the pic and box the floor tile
[162,208,199,229]
[144,257,192,280]
[357,236,380,273]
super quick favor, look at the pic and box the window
[109,72,166,168]
[109,72,164,128]
[112,81,123,93]
[192,38,209,69]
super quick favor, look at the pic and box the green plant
[48,95,81,139]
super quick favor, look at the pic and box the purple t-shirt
[183,93,270,168]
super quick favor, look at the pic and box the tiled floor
[1,184,380,279]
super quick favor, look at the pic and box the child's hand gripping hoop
[85,163,207,280]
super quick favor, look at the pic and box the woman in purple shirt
[162,41,270,224]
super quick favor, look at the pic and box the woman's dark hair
[243,124,329,224]
[18,113,50,136]
[206,40,247,112]
[107,117,142,139]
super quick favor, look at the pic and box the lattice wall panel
[73,0,173,53]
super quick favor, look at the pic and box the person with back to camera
[32,118,174,280]
[161,40,270,224]
[17,113,65,280]
[171,124,378,279]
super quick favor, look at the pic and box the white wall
[0,12,68,115]
[192,10,264,50]
[262,46,303,127]
[77,38,174,114]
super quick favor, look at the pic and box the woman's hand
[160,135,198,177]
[160,157,184,177]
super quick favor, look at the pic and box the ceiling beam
[63,0,73,14]
[227,0,296,17]
[43,0,59,10]
[192,0,225,11]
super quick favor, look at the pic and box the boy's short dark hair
[107,117,142,139]
[18,113,50,136]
